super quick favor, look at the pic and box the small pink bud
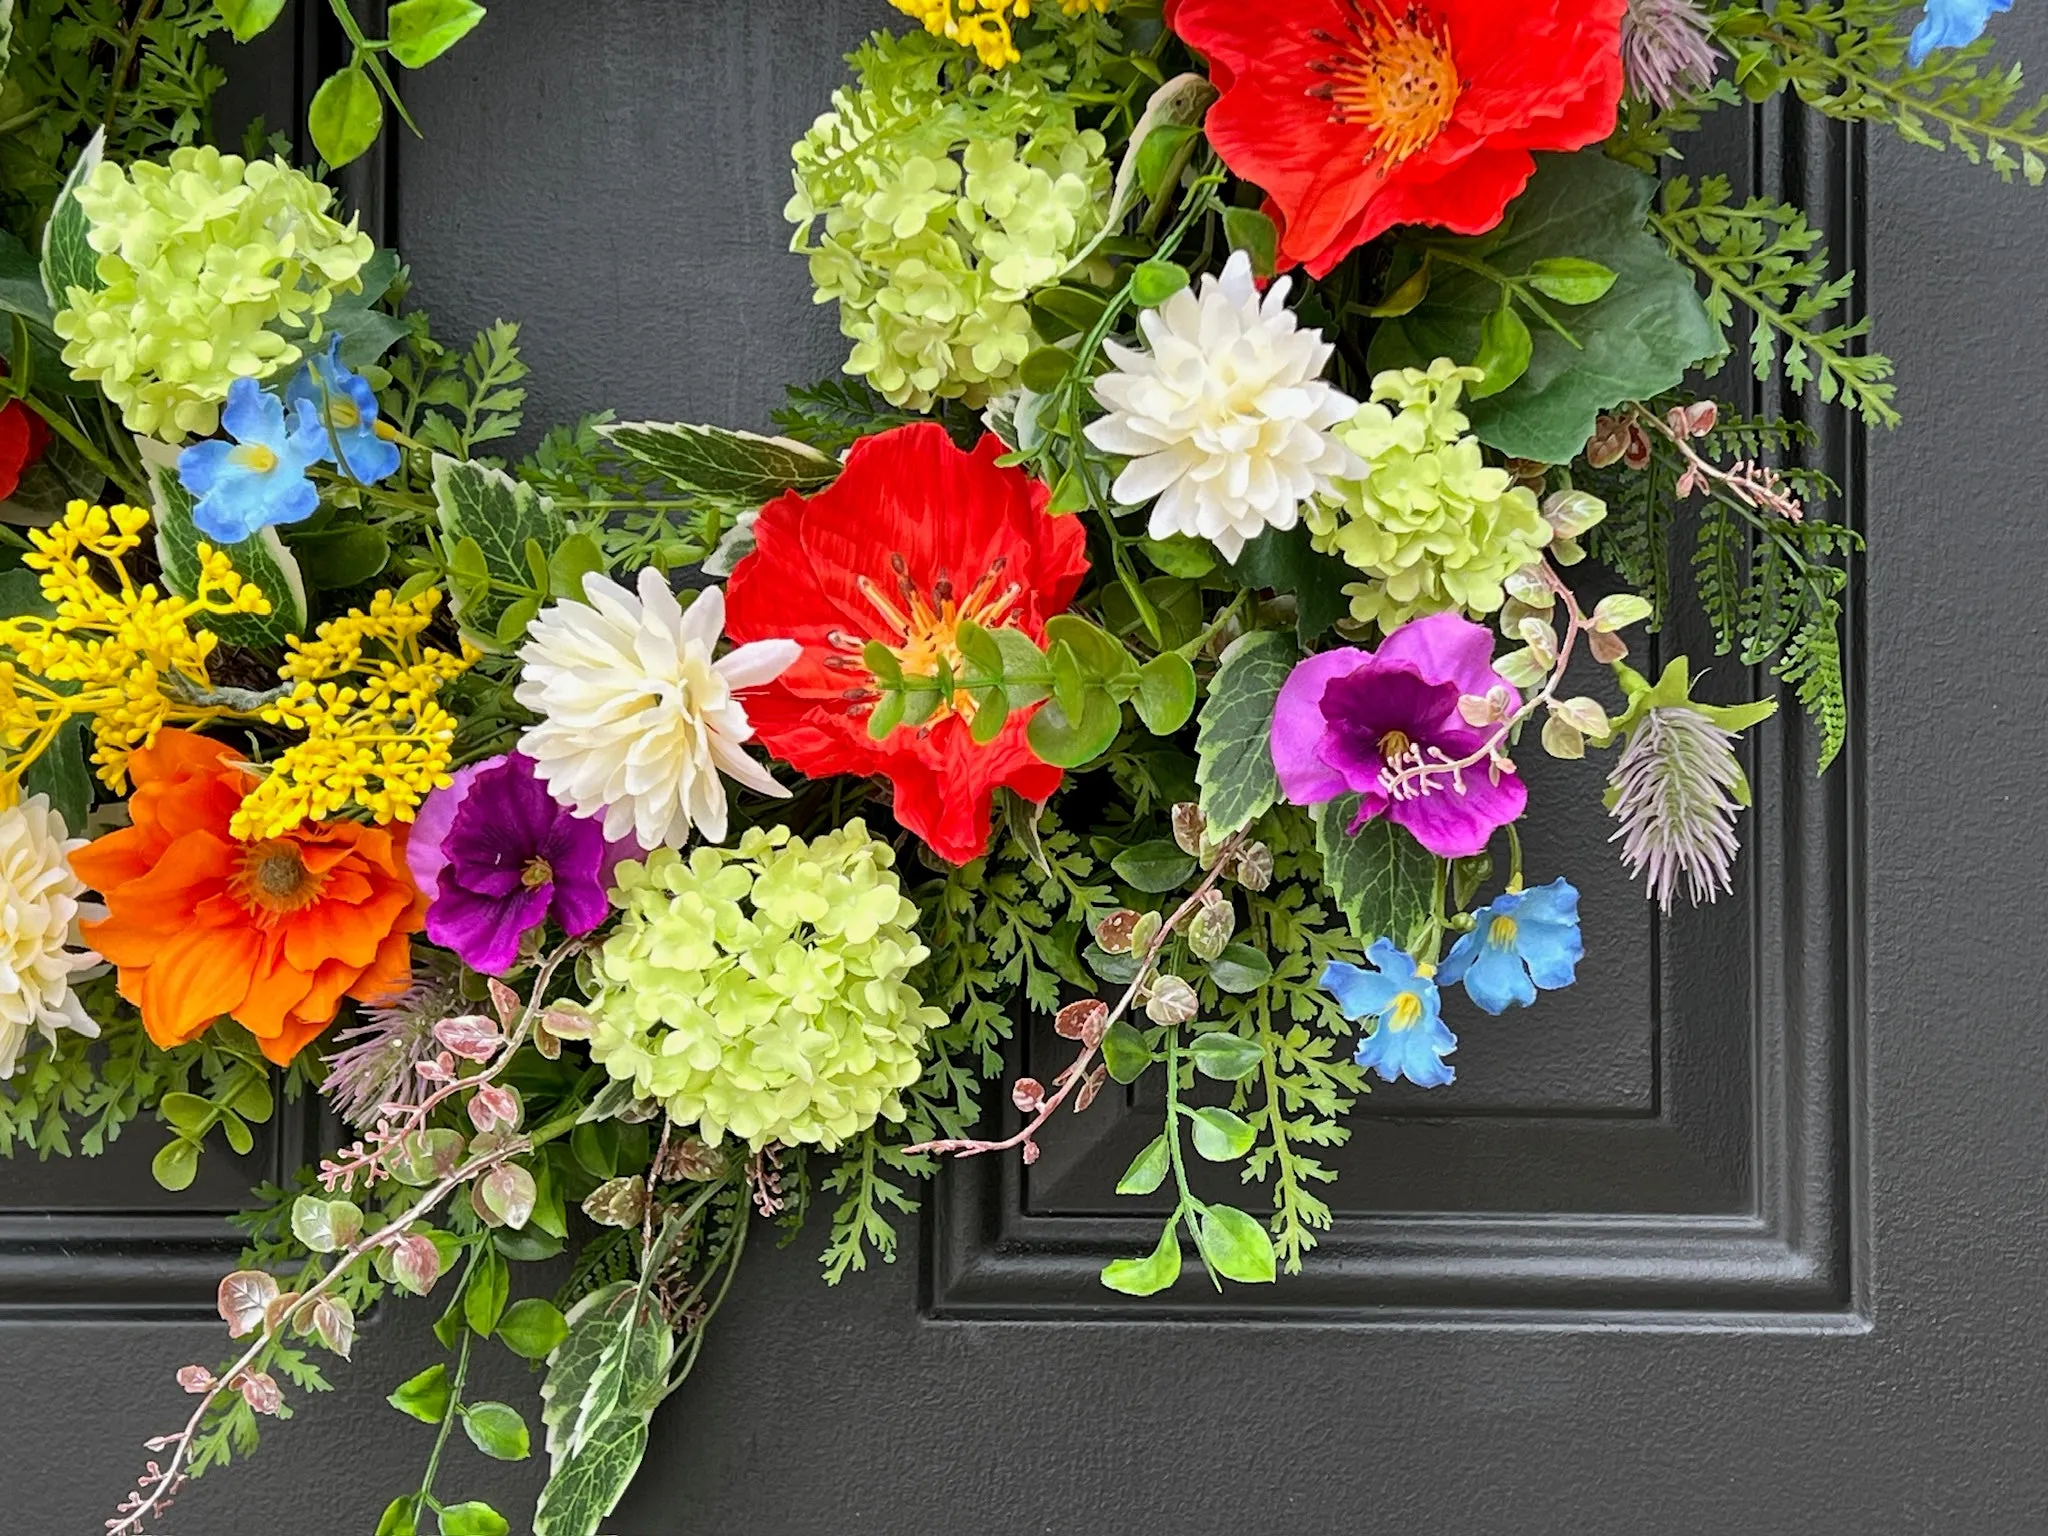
[176,1365,215,1394]
[235,1370,283,1416]
[468,1083,522,1134]
[1012,1077,1045,1114]
[1021,1140,1042,1166]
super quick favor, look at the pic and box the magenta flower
[408,753,625,975]
[1270,611,1528,859]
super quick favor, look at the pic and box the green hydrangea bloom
[587,821,946,1152]
[786,30,1109,411]
[53,146,374,441]
[1305,359,1557,634]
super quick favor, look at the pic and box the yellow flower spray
[890,0,1110,69]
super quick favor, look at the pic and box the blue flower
[1439,878,1583,1016]
[177,377,323,544]
[1321,939,1456,1089]
[1908,0,2012,66]
[285,337,400,484]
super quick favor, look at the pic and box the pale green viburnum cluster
[786,30,1109,411]
[587,820,947,1152]
[1305,359,1561,633]
[53,146,374,440]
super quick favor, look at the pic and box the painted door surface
[8,3,2048,1532]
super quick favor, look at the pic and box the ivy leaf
[431,453,567,649]
[140,437,308,647]
[1198,1204,1278,1285]
[1314,800,1437,950]
[598,421,837,502]
[532,1412,649,1536]
[1369,150,1719,462]
[1196,629,1298,835]
[1100,1223,1182,1296]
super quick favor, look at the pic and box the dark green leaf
[1100,1223,1181,1296]
[1189,1105,1256,1162]
[1115,1135,1170,1196]
[1221,206,1280,279]
[1132,652,1197,734]
[461,1400,531,1462]
[1226,523,1353,641]
[387,1363,451,1425]
[1198,1203,1277,1284]
[1100,1018,1153,1084]
[1315,802,1437,951]
[308,67,384,169]
[1369,150,1719,462]
[284,525,390,589]
[1135,122,1198,201]
[599,421,836,501]
[1111,839,1196,894]
[1019,346,1076,394]
[141,438,307,647]
[1195,629,1298,834]
[1205,943,1273,995]
[21,718,90,832]
[387,0,487,67]
[1188,1030,1263,1082]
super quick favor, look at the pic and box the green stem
[0,103,52,138]
[1173,589,1248,661]
[1504,823,1525,895]
[101,0,165,137]
[1161,1026,1214,1286]
[1419,245,1582,347]
[24,398,147,503]
[414,1329,472,1518]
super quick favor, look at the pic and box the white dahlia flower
[1085,249,1363,562]
[0,794,101,1078]
[515,570,800,850]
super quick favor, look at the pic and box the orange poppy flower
[70,729,425,1066]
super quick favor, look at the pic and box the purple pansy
[1270,610,1528,859]
[407,753,627,976]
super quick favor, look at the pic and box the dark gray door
[8,3,2048,1531]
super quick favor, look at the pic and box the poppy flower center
[1487,914,1518,949]
[521,856,553,889]
[1386,991,1425,1031]
[1309,1,1462,175]
[846,554,1023,726]
[229,442,280,474]
[230,838,327,923]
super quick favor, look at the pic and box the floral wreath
[0,0,2028,1530]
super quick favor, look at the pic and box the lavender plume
[1622,0,1722,110]
[1607,705,1746,912]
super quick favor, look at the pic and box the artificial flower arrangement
[0,0,2031,1529]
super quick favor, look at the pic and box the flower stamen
[230,839,327,924]
[1308,1,1463,176]
[847,556,1022,726]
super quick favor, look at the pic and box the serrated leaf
[140,437,307,647]
[430,453,566,646]
[1189,1105,1256,1162]
[1198,1203,1277,1285]
[1196,629,1298,835]
[1115,1135,1169,1195]
[1370,151,1719,462]
[540,1283,673,1464]
[1315,801,1437,950]
[598,420,836,502]
[1100,1223,1181,1296]
[532,1412,649,1536]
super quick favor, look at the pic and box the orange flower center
[1309,1,1462,176]
[837,554,1023,727]
[230,839,327,924]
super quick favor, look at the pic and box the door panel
[8,3,2048,1531]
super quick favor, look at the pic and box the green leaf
[1140,535,1216,579]
[431,454,567,647]
[283,525,390,589]
[1189,1105,1256,1162]
[140,437,308,647]
[0,230,53,334]
[438,1501,511,1536]
[158,1092,212,1134]
[1100,1223,1182,1296]
[150,1137,199,1191]
[309,67,384,169]
[1135,122,1198,201]
[1129,260,1191,309]
[1188,1030,1263,1082]
[290,1195,363,1254]
[598,420,836,502]
[1198,1204,1277,1285]
[1315,803,1437,951]
[1221,206,1279,279]
[461,1401,532,1462]
[21,718,90,832]
[1524,256,1618,305]
[1111,839,1196,894]
[215,0,287,42]
[1115,1135,1170,1196]
[1195,629,1298,835]
[1468,303,1533,400]
[498,1297,570,1361]
[1227,524,1351,642]
[387,0,486,67]
[1205,943,1273,995]
[548,531,608,600]
[1132,652,1196,734]
[1019,346,1076,394]
[388,1364,452,1425]
[1026,689,1121,769]
[465,1247,510,1336]
[540,1283,674,1462]
[218,1110,253,1155]
[374,1496,419,1536]
[533,1412,649,1536]
[41,129,103,312]
[1370,150,1719,462]
[1100,1018,1153,1085]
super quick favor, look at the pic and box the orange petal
[233,957,317,1043]
[137,927,256,1048]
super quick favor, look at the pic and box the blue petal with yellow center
[177,377,325,544]
[285,337,401,484]
[1322,937,1456,1089]
[1439,877,1583,1016]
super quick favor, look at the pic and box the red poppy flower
[0,398,50,501]
[725,423,1090,865]
[1169,0,1628,277]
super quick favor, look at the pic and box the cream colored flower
[514,570,800,851]
[0,795,101,1078]
[1085,250,1363,562]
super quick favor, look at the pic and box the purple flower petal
[1271,647,1370,805]
[1388,759,1529,858]
[1375,610,1518,708]
[427,881,552,976]
[407,756,499,902]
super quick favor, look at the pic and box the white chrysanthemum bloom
[0,795,102,1078]
[1085,249,1364,562]
[515,570,801,850]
